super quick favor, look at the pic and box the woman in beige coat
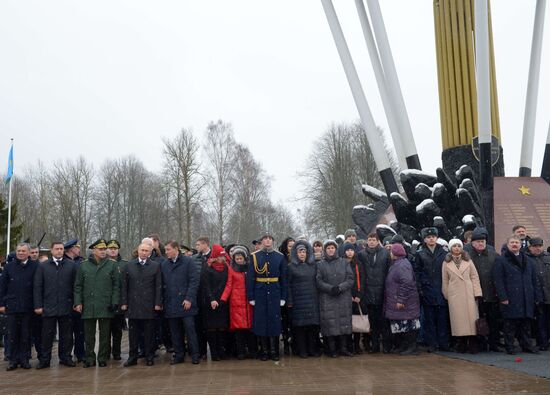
[442,239,482,353]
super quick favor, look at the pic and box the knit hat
[470,227,488,242]
[344,229,357,238]
[391,243,406,258]
[382,236,393,246]
[448,239,463,250]
[342,242,355,252]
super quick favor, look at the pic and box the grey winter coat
[287,240,320,327]
[316,254,354,336]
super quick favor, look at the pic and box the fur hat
[448,239,463,250]
[421,227,439,239]
[231,246,248,259]
[323,239,338,250]
[471,227,488,242]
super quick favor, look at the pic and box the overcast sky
[1,1,548,214]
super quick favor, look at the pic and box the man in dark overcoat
[414,227,450,352]
[493,235,541,354]
[0,243,38,370]
[34,241,77,368]
[526,237,550,350]
[121,243,162,366]
[63,238,85,363]
[464,227,500,352]
[162,240,201,365]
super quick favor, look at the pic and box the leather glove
[280,300,286,307]
[330,286,340,296]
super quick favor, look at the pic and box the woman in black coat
[342,243,367,354]
[287,240,320,358]
[200,244,229,360]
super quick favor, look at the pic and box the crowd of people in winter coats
[1,222,550,371]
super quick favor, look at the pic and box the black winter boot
[400,331,419,355]
[269,337,280,361]
[259,337,269,361]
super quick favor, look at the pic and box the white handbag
[352,304,370,333]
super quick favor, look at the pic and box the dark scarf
[231,260,247,273]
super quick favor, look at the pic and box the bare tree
[203,120,237,244]
[225,143,273,244]
[301,122,385,237]
[50,157,95,246]
[162,128,204,246]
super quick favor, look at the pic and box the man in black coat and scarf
[493,235,542,354]
[34,241,77,368]
[121,243,163,366]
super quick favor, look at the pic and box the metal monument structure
[322,0,548,244]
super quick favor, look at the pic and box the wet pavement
[2,338,550,394]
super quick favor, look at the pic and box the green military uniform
[74,239,120,366]
[106,239,127,360]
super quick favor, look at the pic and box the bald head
[138,243,153,260]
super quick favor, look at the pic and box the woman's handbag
[352,304,370,333]
[475,317,490,336]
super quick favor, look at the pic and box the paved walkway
[2,346,550,394]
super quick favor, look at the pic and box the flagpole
[6,138,13,258]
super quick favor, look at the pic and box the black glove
[330,286,340,296]
[108,304,119,313]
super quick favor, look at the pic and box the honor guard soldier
[106,239,127,360]
[73,239,120,368]
[246,232,288,361]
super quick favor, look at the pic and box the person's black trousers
[503,318,535,352]
[234,330,257,358]
[168,316,200,360]
[7,312,32,364]
[479,302,501,350]
[128,319,155,362]
[293,325,320,356]
[110,314,125,359]
[367,304,392,351]
[41,315,72,363]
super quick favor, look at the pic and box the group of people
[1,223,549,371]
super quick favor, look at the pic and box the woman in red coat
[221,246,256,359]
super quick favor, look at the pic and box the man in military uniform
[246,232,288,361]
[63,238,85,363]
[106,239,127,361]
[73,239,120,367]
